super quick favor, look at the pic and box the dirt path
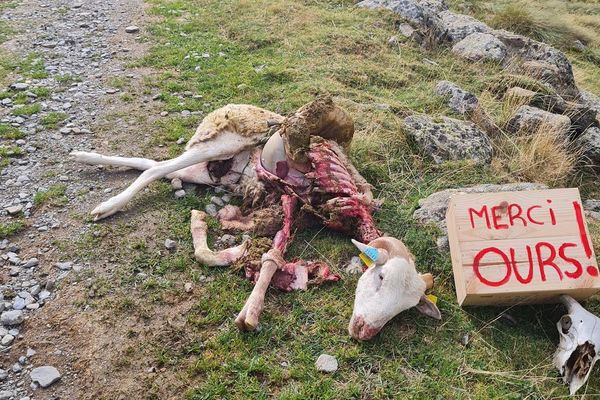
[0,0,164,398]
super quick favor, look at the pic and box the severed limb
[190,210,248,266]
[235,195,297,331]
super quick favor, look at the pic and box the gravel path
[0,0,150,397]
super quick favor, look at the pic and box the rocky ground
[0,0,155,398]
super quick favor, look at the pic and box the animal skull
[554,295,600,395]
[348,237,441,340]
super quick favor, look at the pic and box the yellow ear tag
[426,294,438,305]
[358,252,374,268]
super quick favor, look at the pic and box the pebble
[184,282,193,293]
[210,196,224,207]
[0,391,13,400]
[125,25,140,33]
[1,334,14,346]
[174,189,186,198]
[23,258,39,268]
[0,369,6,380]
[6,205,23,215]
[170,178,183,190]
[164,239,177,250]
[176,137,185,145]
[11,82,29,90]
[205,203,218,217]
[30,366,61,388]
[1,310,24,325]
[315,354,338,373]
[55,261,73,270]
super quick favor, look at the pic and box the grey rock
[507,105,571,136]
[452,32,506,62]
[404,115,493,164]
[217,234,236,248]
[1,334,14,345]
[6,204,23,215]
[12,363,21,373]
[23,258,39,268]
[413,182,547,233]
[387,35,398,47]
[164,239,177,250]
[357,0,448,25]
[1,310,24,325]
[210,196,224,207]
[398,23,416,38]
[205,203,218,217]
[0,368,7,380]
[435,81,478,115]
[0,391,13,400]
[579,90,600,114]
[174,189,186,198]
[55,261,73,270]
[11,82,29,91]
[125,25,140,33]
[12,297,25,310]
[315,354,338,373]
[432,11,490,43]
[576,127,600,168]
[30,366,61,388]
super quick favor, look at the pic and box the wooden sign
[446,188,600,306]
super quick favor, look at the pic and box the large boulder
[357,0,448,25]
[404,115,493,164]
[413,182,548,251]
[431,10,491,43]
[493,30,578,99]
[435,80,478,115]
[507,105,571,136]
[575,126,600,168]
[505,88,596,135]
[452,32,507,62]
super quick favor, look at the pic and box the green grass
[55,73,82,84]
[0,145,23,158]
[30,86,50,98]
[11,102,40,116]
[40,112,68,128]
[0,124,25,139]
[33,184,68,207]
[0,219,26,239]
[48,0,600,398]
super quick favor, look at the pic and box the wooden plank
[446,188,599,306]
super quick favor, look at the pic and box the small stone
[0,369,6,380]
[164,239,177,250]
[210,196,224,207]
[398,23,416,38]
[30,366,61,388]
[171,178,183,190]
[174,189,186,198]
[125,25,140,33]
[461,333,470,347]
[26,348,36,357]
[55,261,73,270]
[59,127,72,134]
[176,137,186,145]
[315,354,338,373]
[1,310,24,325]
[1,334,14,346]
[12,363,22,373]
[11,82,29,91]
[387,36,398,47]
[217,234,236,248]
[184,282,193,293]
[205,203,218,217]
[6,205,23,215]
[0,391,13,400]
[23,258,39,268]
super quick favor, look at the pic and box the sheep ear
[415,295,441,320]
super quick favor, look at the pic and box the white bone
[554,295,600,395]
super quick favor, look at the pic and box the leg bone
[191,210,247,266]
[235,249,283,331]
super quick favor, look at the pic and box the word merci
[469,200,597,287]
[446,188,599,306]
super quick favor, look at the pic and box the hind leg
[71,151,215,185]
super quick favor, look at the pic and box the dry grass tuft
[491,123,580,186]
